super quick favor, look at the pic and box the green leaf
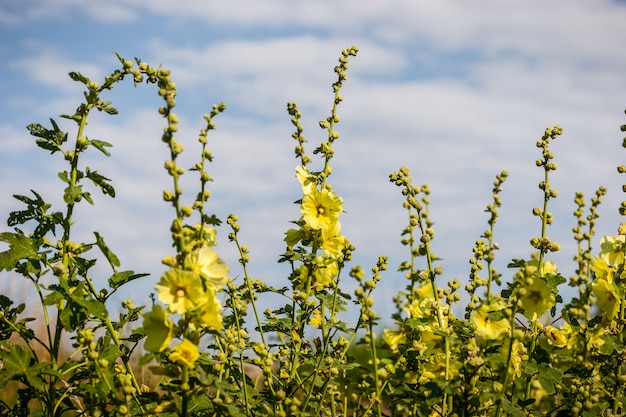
[537,363,563,395]
[86,168,115,197]
[521,360,538,376]
[0,231,38,271]
[507,259,527,269]
[96,100,118,115]
[500,398,526,417]
[68,71,90,84]
[108,270,150,290]
[8,190,63,238]
[94,232,120,270]
[0,343,47,389]
[63,184,93,205]
[598,334,621,355]
[88,139,113,156]
[57,171,70,183]
[27,119,68,154]
[517,398,535,408]
[544,272,566,291]
[202,213,223,226]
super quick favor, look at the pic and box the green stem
[368,321,384,417]
[495,304,518,417]
[229,287,253,416]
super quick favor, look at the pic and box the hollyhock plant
[6,44,626,417]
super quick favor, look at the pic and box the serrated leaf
[88,139,113,156]
[0,232,38,271]
[500,398,526,417]
[27,119,68,154]
[202,213,223,226]
[82,191,93,205]
[0,343,41,388]
[521,360,538,376]
[86,168,115,197]
[58,171,70,183]
[538,363,563,395]
[507,259,526,269]
[544,272,566,291]
[122,333,145,343]
[108,270,149,290]
[63,185,83,204]
[94,232,120,269]
[8,190,61,237]
[598,334,620,355]
[68,71,90,84]
[96,101,118,115]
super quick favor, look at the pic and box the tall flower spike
[619,109,626,215]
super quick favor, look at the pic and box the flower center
[529,291,541,303]
[317,206,325,215]
[176,288,186,298]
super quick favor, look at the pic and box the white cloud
[8,48,105,93]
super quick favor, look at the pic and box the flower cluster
[284,165,350,292]
[144,236,229,367]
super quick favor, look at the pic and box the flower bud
[163,190,174,201]
[181,205,193,217]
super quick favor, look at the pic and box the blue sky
[2,0,626,321]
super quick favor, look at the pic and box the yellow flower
[312,256,339,290]
[519,277,555,320]
[294,256,339,292]
[407,297,433,320]
[525,259,558,277]
[507,340,528,378]
[143,304,175,352]
[317,221,349,257]
[284,227,307,247]
[592,279,620,320]
[544,325,568,348]
[195,293,224,331]
[420,325,444,355]
[517,260,558,320]
[191,224,217,246]
[418,352,461,384]
[321,233,349,257]
[309,309,322,328]
[587,328,605,350]
[406,282,436,319]
[156,268,209,315]
[185,246,229,290]
[415,281,435,300]
[599,235,626,268]
[382,329,406,353]
[472,302,510,340]
[296,165,316,194]
[169,339,200,368]
[301,189,343,232]
[592,257,615,282]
